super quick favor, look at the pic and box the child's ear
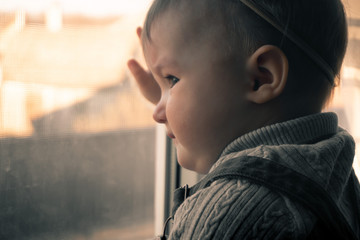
[246,45,288,104]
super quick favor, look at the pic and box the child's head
[140,0,348,173]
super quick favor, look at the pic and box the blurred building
[0,9,153,137]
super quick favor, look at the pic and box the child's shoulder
[171,177,309,239]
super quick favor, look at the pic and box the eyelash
[165,75,180,88]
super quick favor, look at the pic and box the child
[128,0,360,239]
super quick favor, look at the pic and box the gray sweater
[169,112,360,239]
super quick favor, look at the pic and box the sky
[0,0,153,16]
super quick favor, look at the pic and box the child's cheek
[166,96,184,130]
[167,95,193,141]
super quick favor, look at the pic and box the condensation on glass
[0,3,155,240]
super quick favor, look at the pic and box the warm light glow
[354,155,360,179]
[0,0,152,16]
[0,82,33,136]
[343,66,360,81]
[0,0,155,137]
[46,2,62,32]
[15,9,25,31]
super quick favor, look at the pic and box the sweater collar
[214,112,338,169]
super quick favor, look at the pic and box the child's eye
[165,75,180,88]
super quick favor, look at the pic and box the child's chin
[176,155,194,171]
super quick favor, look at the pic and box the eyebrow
[152,58,178,73]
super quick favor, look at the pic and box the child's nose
[153,98,166,124]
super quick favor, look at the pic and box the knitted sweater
[169,112,360,239]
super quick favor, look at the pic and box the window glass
[0,1,155,239]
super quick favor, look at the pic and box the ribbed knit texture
[169,112,360,239]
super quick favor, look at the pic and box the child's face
[143,8,252,174]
